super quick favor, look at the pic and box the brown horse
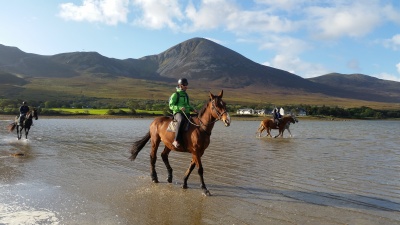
[130,91,230,196]
[8,108,38,140]
[257,115,296,138]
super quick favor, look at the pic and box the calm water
[0,117,399,225]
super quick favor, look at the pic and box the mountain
[0,44,78,78]
[0,38,399,107]
[308,73,400,103]
[140,38,321,89]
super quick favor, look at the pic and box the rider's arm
[169,93,179,112]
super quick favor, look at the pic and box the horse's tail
[130,131,151,161]
[7,123,16,132]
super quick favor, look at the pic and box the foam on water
[0,203,59,225]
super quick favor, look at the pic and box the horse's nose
[223,113,231,127]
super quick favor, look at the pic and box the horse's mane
[198,99,211,117]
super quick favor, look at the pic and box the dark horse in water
[8,108,38,140]
[130,91,231,196]
[257,115,297,138]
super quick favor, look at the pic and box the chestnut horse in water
[257,115,297,138]
[130,91,231,196]
[8,108,38,140]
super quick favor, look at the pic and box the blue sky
[1,0,400,81]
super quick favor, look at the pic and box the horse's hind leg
[161,147,173,183]
[150,138,161,183]
[258,126,265,137]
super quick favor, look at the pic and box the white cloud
[259,35,309,55]
[184,0,296,34]
[265,54,330,78]
[382,4,400,24]
[254,0,309,11]
[383,34,400,51]
[375,72,400,82]
[372,63,400,82]
[306,1,382,39]
[59,0,129,25]
[259,35,330,78]
[397,62,400,74]
[132,0,183,30]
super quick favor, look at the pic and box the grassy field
[49,108,163,115]
[3,75,399,110]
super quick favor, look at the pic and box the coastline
[1,114,395,121]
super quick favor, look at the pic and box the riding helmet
[178,78,188,86]
[23,101,27,105]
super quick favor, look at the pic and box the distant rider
[169,78,197,148]
[19,101,30,125]
[273,108,281,126]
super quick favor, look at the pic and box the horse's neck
[197,109,217,134]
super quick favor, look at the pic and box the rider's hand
[180,107,185,111]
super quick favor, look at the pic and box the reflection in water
[0,118,399,224]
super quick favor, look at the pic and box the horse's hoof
[167,177,172,183]
[202,190,211,196]
[152,178,159,183]
[182,184,188,189]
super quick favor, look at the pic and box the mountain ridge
[1,38,399,107]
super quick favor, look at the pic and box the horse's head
[290,114,298,124]
[32,108,38,120]
[208,90,230,127]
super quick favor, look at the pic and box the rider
[19,101,30,125]
[169,78,197,148]
[273,108,281,126]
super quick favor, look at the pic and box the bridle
[211,99,228,120]
[181,98,228,135]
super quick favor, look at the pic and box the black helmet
[23,101,27,105]
[178,78,188,86]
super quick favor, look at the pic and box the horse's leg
[17,126,22,140]
[195,156,210,196]
[259,126,265,137]
[161,147,173,183]
[182,159,196,189]
[266,127,272,137]
[274,127,282,138]
[257,125,264,137]
[25,127,30,139]
[287,127,292,137]
[150,137,161,183]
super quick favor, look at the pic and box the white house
[237,108,254,115]
[255,109,267,115]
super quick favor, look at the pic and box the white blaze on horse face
[223,112,231,127]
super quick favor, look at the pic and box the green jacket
[169,88,195,114]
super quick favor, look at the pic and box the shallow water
[1,118,399,224]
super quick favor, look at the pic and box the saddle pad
[167,121,178,132]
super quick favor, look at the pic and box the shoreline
[1,114,397,121]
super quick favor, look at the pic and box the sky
[1,0,400,81]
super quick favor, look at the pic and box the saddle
[16,115,26,126]
[167,116,191,132]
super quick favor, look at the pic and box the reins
[180,99,226,135]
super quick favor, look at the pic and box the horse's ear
[209,91,215,100]
[218,90,223,98]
